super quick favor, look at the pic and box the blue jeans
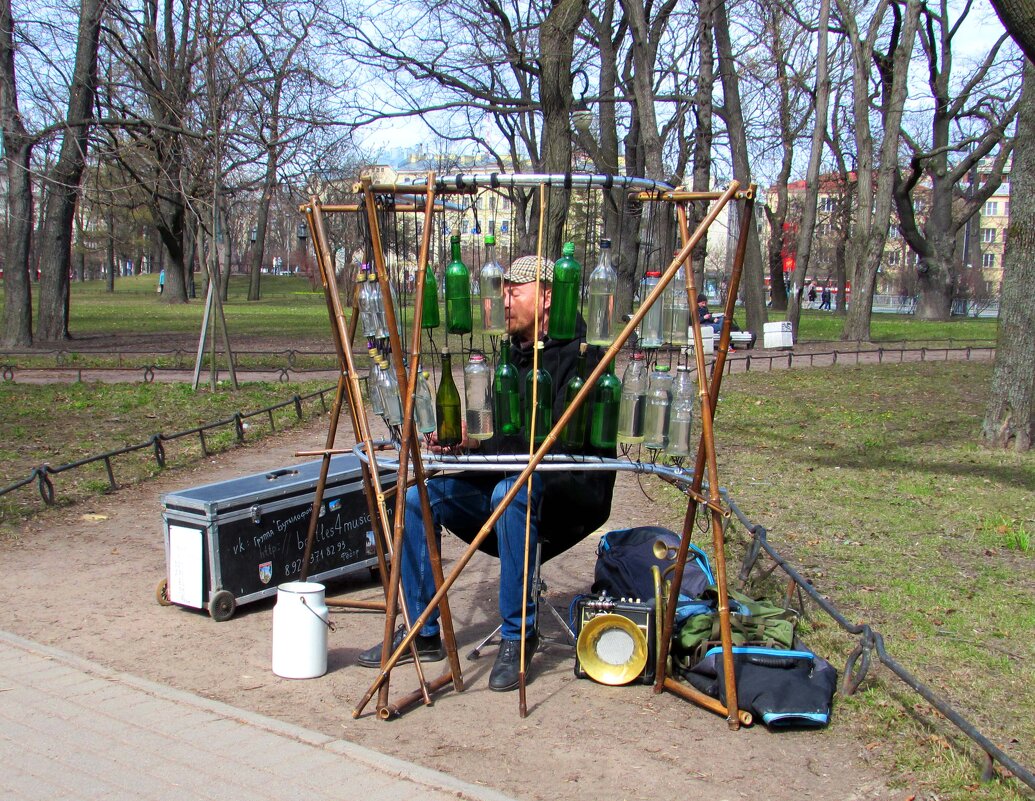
[400,473,544,641]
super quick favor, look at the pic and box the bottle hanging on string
[421,264,440,328]
[479,235,505,335]
[358,267,378,338]
[548,241,581,341]
[638,271,664,348]
[643,365,673,450]
[464,351,494,441]
[590,358,621,449]
[366,340,384,417]
[378,358,403,426]
[413,369,437,434]
[666,365,695,457]
[524,342,552,445]
[616,351,647,444]
[435,347,462,446]
[444,234,472,335]
[586,239,617,346]
[561,342,589,448]
[493,339,522,437]
[368,267,389,338]
[663,256,690,346]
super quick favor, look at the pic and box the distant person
[807,284,817,307]
[697,293,718,332]
[820,284,832,310]
[157,268,165,295]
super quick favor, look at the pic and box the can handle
[300,596,335,631]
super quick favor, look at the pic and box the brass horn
[653,538,678,561]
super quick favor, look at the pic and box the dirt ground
[0,407,908,801]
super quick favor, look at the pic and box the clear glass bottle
[368,267,389,338]
[421,266,440,328]
[561,342,589,448]
[590,358,621,449]
[638,271,664,348]
[413,369,437,434]
[366,340,384,416]
[616,351,647,444]
[464,351,494,441]
[586,239,617,346]
[666,365,695,457]
[479,235,505,335]
[493,339,522,437]
[379,358,403,426]
[548,241,580,341]
[643,365,673,450]
[435,347,462,446]
[663,258,690,346]
[524,342,553,445]
[444,234,472,335]
[357,267,378,338]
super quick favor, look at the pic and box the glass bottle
[435,347,462,446]
[666,365,695,457]
[586,239,617,346]
[590,358,621,449]
[464,352,494,441]
[379,358,403,426]
[368,267,389,338]
[524,342,553,445]
[616,351,647,444]
[413,369,437,434]
[421,266,440,328]
[493,339,522,437]
[479,235,505,335]
[357,267,377,338]
[561,342,589,448]
[444,234,472,335]
[548,241,581,341]
[663,258,690,346]
[638,271,664,348]
[366,340,384,417]
[643,365,673,450]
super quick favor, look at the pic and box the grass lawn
[665,360,1032,799]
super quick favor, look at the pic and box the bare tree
[838,0,921,342]
[893,0,1020,321]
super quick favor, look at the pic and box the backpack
[680,645,837,729]
[674,586,799,667]
[592,526,714,615]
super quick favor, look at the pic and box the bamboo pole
[351,182,742,717]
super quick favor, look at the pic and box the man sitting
[358,255,617,691]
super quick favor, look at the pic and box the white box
[763,321,793,349]
[689,327,714,354]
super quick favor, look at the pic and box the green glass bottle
[421,265,440,329]
[548,241,581,341]
[444,234,472,334]
[493,339,522,436]
[561,342,589,448]
[435,347,462,446]
[524,342,553,445]
[590,358,621,449]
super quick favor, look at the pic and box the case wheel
[209,589,236,622]
[155,578,172,606]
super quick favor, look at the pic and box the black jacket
[470,316,617,559]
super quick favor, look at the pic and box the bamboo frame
[298,173,755,728]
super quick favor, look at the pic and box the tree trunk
[689,0,714,293]
[714,0,767,334]
[35,0,106,341]
[0,0,33,347]
[981,62,1035,451]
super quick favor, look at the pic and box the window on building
[887,251,900,266]
[984,201,999,216]
[819,196,836,213]
[889,227,901,239]
[981,227,996,243]
[982,253,996,269]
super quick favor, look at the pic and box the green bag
[676,587,798,666]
